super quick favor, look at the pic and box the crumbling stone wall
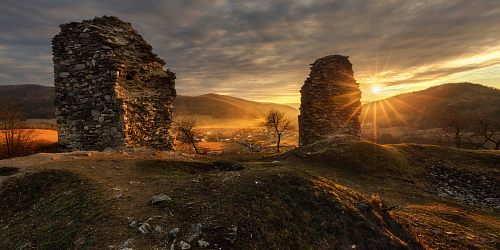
[299,55,362,146]
[52,16,176,152]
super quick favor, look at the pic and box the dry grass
[272,138,500,249]
[33,129,58,142]
[196,141,246,151]
[0,129,59,159]
[393,204,500,249]
[0,129,57,144]
[27,119,57,126]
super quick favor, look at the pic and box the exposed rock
[151,195,171,205]
[428,164,500,210]
[128,221,138,228]
[402,178,415,184]
[138,223,152,235]
[108,238,134,249]
[180,241,191,249]
[155,226,162,233]
[230,164,244,171]
[170,227,180,238]
[52,16,176,152]
[14,242,32,250]
[299,55,362,146]
[188,223,202,241]
[198,240,210,248]
[354,203,371,210]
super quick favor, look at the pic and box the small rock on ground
[198,240,210,248]
[151,195,171,205]
[180,241,191,249]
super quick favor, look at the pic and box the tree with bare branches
[441,112,467,148]
[264,109,295,153]
[0,98,37,158]
[171,117,200,154]
[471,115,500,150]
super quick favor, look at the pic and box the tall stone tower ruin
[52,16,176,152]
[299,55,362,146]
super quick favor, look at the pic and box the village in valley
[190,128,297,155]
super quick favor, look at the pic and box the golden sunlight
[372,86,381,94]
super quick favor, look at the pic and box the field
[27,119,57,126]
[361,126,441,139]
[34,129,58,142]
[0,129,58,144]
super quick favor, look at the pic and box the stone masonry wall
[299,55,362,146]
[52,16,176,152]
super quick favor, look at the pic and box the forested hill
[0,85,299,120]
[0,85,55,119]
[361,82,500,129]
[174,95,262,119]
[175,93,299,119]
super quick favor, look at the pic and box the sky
[1,0,500,103]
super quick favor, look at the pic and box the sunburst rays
[360,92,441,143]
[337,104,362,134]
[383,99,413,129]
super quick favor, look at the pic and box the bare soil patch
[0,166,20,176]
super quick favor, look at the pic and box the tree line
[0,98,59,159]
[441,112,500,150]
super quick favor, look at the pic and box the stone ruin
[52,16,176,152]
[298,55,362,146]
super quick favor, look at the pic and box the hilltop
[1,138,499,249]
[175,93,299,120]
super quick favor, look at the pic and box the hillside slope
[361,82,500,129]
[202,93,299,117]
[0,85,55,119]
[0,150,421,250]
[175,93,299,120]
[175,95,262,119]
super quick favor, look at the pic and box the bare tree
[0,98,37,158]
[264,109,295,153]
[172,117,200,154]
[441,112,467,148]
[471,115,500,150]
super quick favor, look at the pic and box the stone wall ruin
[298,55,362,146]
[52,16,176,151]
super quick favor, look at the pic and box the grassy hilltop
[1,137,499,249]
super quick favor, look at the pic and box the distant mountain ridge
[0,85,299,120]
[361,82,500,129]
[4,83,499,126]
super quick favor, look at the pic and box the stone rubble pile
[52,16,176,152]
[428,164,500,210]
[299,55,362,146]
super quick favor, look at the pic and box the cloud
[0,0,499,102]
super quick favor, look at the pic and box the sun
[372,86,381,94]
